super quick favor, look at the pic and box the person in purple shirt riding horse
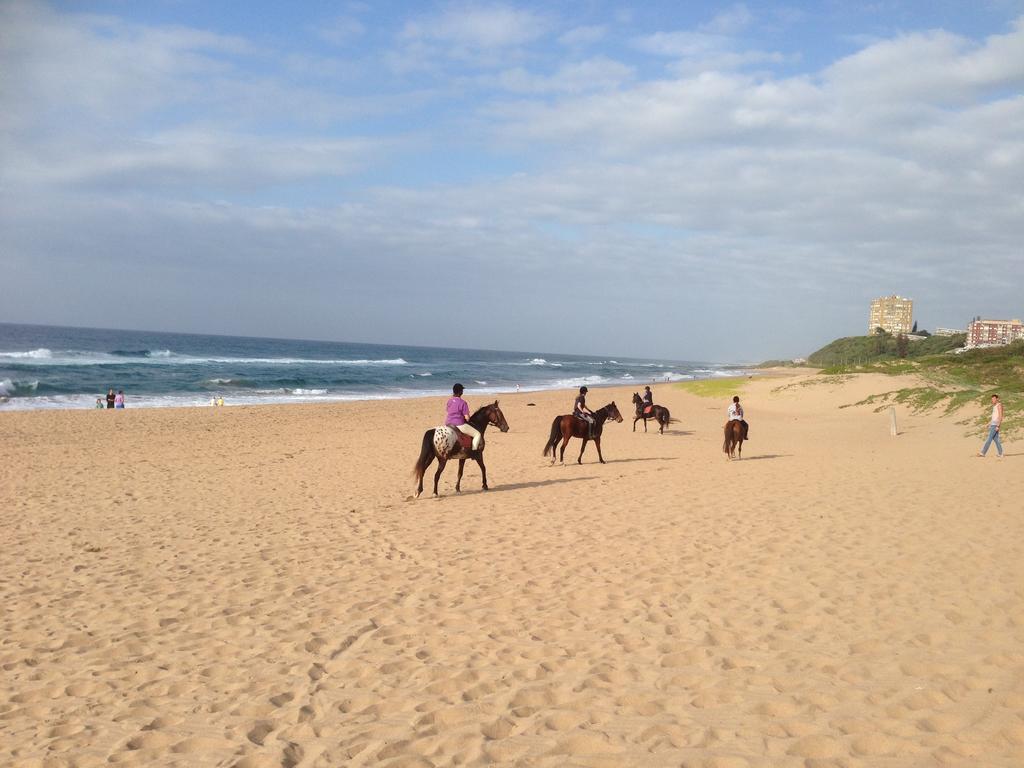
[446,383,481,450]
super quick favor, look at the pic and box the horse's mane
[470,404,492,419]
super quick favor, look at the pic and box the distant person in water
[977,394,1003,459]
[114,390,125,409]
[106,389,115,409]
[728,395,749,440]
[445,383,481,450]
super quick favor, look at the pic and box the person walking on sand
[728,395,749,440]
[446,383,481,450]
[977,394,1004,459]
[114,390,125,409]
[106,388,115,409]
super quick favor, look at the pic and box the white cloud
[700,3,754,35]
[487,57,634,94]
[314,14,366,45]
[826,18,1024,104]
[400,3,550,49]
[558,25,607,48]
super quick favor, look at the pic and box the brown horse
[631,392,673,434]
[723,419,745,459]
[413,401,509,497]
[542,402,623,464]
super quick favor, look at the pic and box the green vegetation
[807,332,966,367]
[755,359,812,369]
[676,377,746,398]
[830,340,1023,438]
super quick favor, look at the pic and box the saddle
[643,405,653,415]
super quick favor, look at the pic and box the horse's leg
[559,430,570,463]
[595,436,605,463]
[476,455,488,490]
[578,438,588,464]
[455,459,465,492]
[416,452,435,498]
[633,416,638,432]
[737,439,743,460]
[432,457,447,496]
[644,416,648,433]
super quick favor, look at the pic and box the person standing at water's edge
[446,383,481,450]
[728,395,749,440]
[106,388,115,409]
[977,394,1003,458]
[114,390,125,409]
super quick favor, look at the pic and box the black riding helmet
[453,383,464,395]
[579,386,588,394]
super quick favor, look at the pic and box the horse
[631,392,673,434]
[723,419,745,460]
[413,401,509,498]
[542,402,623,465]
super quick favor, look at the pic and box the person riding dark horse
[574,385,597,438]
[631,390,672,434]
[728,395,750,441]
[544,401,624,464]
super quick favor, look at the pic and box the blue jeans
[980,424,1003,456]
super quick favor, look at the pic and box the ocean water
[0,323,744,410]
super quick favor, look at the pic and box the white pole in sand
[889,406,898,437]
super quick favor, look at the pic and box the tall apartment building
[868,295,914,335]
[967,318,1024,348]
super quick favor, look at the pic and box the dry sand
[2,372,1023,767]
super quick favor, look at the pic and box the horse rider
[728,395,750,440]
[642,385,654,415]
[574,385,597,438]
[446,383,481,450]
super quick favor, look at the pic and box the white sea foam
[290,388,328,395]
[0,378,39,395]
[553,375,610,388]
[0,350,409,366]
[0,348,53,359]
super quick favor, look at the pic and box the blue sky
[2,1,1023,361]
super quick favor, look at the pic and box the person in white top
[728,395,749,440]
[977,394,1003,458]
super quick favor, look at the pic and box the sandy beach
[2,371,1023,768]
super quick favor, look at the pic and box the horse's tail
[413,429,434,483]
[542,416,561,457]
[723,422,731,454]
